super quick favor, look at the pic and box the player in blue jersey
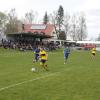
[63,46,70,64]
[33,46,40,63]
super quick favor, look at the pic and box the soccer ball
[31,67,36,72]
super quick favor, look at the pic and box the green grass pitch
[0,48,100,100]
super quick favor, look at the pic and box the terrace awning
[7,32,52,41]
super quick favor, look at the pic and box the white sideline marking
[0,72,60,92]
[0,68,72,92]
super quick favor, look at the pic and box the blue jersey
[33,48,40,61]
[64,47,70,57]
[34,48,40,54]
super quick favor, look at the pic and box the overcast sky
[0,0,100,40]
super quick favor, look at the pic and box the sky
[0,0,100,40]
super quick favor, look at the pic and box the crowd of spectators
[0,39,61,51]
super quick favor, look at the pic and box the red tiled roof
[23,24,55,36]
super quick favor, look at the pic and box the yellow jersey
[91,47,96,54]
[39,50,47,60]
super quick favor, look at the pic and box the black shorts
[92,53,95,56]
[41,59,46,64]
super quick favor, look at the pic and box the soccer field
[0,48,100,100]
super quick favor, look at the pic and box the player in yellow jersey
[91,47,96,58]
[39,47,48,71]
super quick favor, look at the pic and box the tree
[49,11,59,39]
[49,5,64,40]
[59,31,66,40]
[56,5,64,38]
[70,14,77,41]
[63,12,70,40]
[5,8,21,34]
[43,12,49,24]
[0,12,7,27]
[25,10,35,24]
[70,12,87,41]
[97,33,100,41]
[77,13,87,41]
[0,11,8,40]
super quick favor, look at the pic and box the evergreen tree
[59,31,66,40]
[56,5,64,39]
[43,12,49,24]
